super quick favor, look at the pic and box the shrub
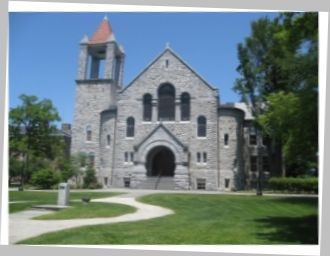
[268,177,318,193]
[31,168,61,189]
[83,165,101,189]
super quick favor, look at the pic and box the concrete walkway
[9,191,173,244]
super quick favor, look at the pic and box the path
[9,191,173,244]
[9,188,317,244]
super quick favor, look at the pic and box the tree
[234,15,288,181]
[259,90,317,176]
[278,13,318,175]
[83,165,99,189]
[10,94,61,157]
[9,157,23,186]
[66,152,87,188]
[258,92,300,176]
[234,16,284,116]
[9,94,61,187]
[234,13,318,176]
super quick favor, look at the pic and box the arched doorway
[146,146,175,177]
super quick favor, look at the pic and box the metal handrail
[154,169,163,189]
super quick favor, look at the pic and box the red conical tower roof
[89,16,114,44]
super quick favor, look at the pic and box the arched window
[180,92,190,121]
[203,152,207,163]
[197,152,201,163]
[106,134,111,146]
[224,133,229,146]
[158,83,175,121]
[197,116,207,137]
[86,125,92,141]
[126,117,135,137]
[143,94,152,121]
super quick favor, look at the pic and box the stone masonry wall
[112,49,219,190]
[71,80,116,179]
[99,110,117,186]
[71,45,249,191]
[218,108,245,191]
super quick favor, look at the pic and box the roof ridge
[134,123,187,151]
[121,47,217,93]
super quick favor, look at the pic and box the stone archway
[130,124,190,190]
[146,146,176,177]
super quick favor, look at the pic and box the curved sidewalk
[9,192,173,244]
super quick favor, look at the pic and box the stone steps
[138,177,175,190]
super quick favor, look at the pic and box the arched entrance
[146,146,175,177]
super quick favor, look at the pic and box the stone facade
[71,18,269,191]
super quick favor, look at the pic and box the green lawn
[33,202,135,220]
[18,193,318,245]
[9,191,122,213]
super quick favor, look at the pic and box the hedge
[267,177,318,194]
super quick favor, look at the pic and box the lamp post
[256,130,263,196]
[19,152,26,191]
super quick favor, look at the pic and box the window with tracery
[158,83,175,121]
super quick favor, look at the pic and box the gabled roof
[89,16,115,44]
[134,123,188,151]
[121,47,217,93]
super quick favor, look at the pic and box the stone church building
[71,17,271,191]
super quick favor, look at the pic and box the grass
[9,191,122,213]
[19,193,318,245]
[33,202,135,220]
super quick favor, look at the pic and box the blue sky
[9,12,278,124]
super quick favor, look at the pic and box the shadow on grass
[256,214,318,244]
[269,197,318,208]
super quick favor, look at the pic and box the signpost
[57,183,70,206]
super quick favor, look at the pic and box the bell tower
[77,16,125,88]
[71,16,125,174]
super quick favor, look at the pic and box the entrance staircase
[138,177,175,190]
